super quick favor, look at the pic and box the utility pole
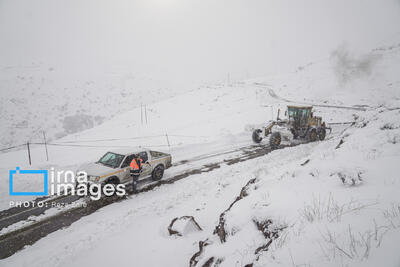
[165,133,170,150]
[141,102,143,125]
[145,104,148,124]
[27,142,31,165]
[43,131,49,161]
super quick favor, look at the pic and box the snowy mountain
[0,38,399,266]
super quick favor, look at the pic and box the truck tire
[152,165,164,181]
[269,132,281,149]
[106,176,120,185]
[308,128,318,142]
[102,176,120,196]
[290,128,298,139]
[318,127,326,141]
[252,129,263,143]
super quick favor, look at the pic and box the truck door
[138,151,152,178]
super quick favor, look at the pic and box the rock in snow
[168,216,202,237]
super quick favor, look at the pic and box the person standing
[130,154,143,193]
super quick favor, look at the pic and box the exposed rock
[203,257,215,267]
[168,216,202,237]
[335,138,344,149]
[190,178,257,267]
[189,178,288,267]
[189,239,213,267]
[334,170,363,186]
[214,178,257,243]
[301,159,310,166]
[253,219,286,259]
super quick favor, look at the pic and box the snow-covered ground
[0,38,399,266]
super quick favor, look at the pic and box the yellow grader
[252,105,328,149]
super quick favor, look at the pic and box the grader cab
[252,105,328,149]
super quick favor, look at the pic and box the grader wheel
[308,128,318,142]
[318,127,326,141]
[252,129,263,143]
[269,132,281,149]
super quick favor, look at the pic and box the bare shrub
[299,194,377,223]
[318,204,400,261]
[319,223,391,261]
[383,203,400,228]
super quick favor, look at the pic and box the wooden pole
[27,142,31,165]
[165,133,170,150]
[43,131,49,161]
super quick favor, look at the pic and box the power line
[0,133,210,152]
[0,144,26,152]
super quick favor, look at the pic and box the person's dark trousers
[131,171,140,193]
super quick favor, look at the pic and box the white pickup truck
[77,148,172,186]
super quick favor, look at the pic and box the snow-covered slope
[0,40,399,266]
[0,66,189,148]
[2,107,400,267]
[188,106,400,267]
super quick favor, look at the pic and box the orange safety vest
[130,158,143,170]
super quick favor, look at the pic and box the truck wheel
[252,129,263,143]
[269,132,281,149]
[106,176,120,185]
[318,128,326,141]
[152,165,164,181]
[102,176,120,196]
[308,129,318,142]
[290,128,299,139]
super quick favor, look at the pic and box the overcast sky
[0,0,399,87]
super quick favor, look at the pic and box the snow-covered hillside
[188,106,400,267]
[0,66,189,148]
[0,38,399,267]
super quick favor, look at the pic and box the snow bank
[188,105,400,267]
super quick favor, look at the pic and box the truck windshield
[97,152,125,168]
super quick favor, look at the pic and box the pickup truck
[77,148,172,186]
